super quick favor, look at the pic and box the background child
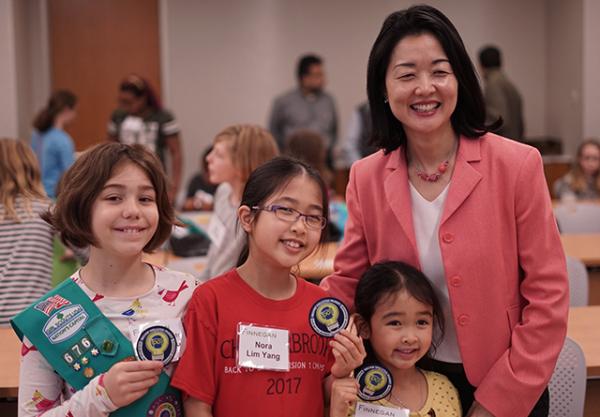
[554,138,600,200]
[330,261,461,417]
[200,124,279,280]
[171,157,365,417]
[182,145,218,211]
[31,90,77,199]
[15,143,196,417]
[284,129,334,193]
[0,138,53,326]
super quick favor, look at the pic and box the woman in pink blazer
[321,5,568,417]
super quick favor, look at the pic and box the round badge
[136,325,177,365]
[147,393,182,417]
[309,297,349,338]
[356,364,393,401]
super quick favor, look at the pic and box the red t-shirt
[171,269,333,417]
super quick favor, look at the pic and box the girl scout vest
[11,278,182,417]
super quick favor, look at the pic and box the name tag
[355,402,409,417]
[237,324,289,371]
[206,215,226,249]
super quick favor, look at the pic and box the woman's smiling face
[385,32,458,140]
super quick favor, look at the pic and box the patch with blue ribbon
[309,297,349,338]
[135,325,177,365]
[356,364,393,401]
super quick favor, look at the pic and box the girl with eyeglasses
[171,157,365,417]
[554,139,600,200]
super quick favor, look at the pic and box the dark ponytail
[33,90,77,133]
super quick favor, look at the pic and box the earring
[384,96,388,104]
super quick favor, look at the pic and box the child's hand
[329,317,366,378]
[330,377,359,417]
[103,360,163,407]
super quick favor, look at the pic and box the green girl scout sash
[11,278,182,417]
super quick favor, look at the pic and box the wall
[0,0,19,138]
[583,0,600,141]
[547,0,583,156]
[13,0,51,142]
[163,0,548,186]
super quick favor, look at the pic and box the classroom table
[561,233,600,305]
[295,242,337,279]
[567,306,600,417]
[0,327,20,398]
[561,234,600,267]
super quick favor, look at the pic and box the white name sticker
[355,402,409,417]
[206,215,226,248]
[237,324,289,371]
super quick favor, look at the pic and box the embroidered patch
[136,325,177,365]
[43,305,88,344]
[309,297,349,338]
[356,364,394,401]
[147,393,182,417]
[34,295,71,316]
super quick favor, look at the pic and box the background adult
[31,90,77,199]
[335,101,377,169]
[107,74,182,200]
[321,5,568,417]
[268,54,338,167]
[554,138,600,200]
[478,45,525,141]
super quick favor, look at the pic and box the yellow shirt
[351,370,462,417]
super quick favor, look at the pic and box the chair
[548,337,586,417]
[554,202,600,234]
[566,256,589,306]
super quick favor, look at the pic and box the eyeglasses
[252,204,327,230]
[581,155,600,162]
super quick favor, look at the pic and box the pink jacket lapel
[441,137,483,225]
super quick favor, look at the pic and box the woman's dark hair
[119,74,162,111]
[33,90,77,133]
[355,260,445,365]
[366,4,501,153]
[42,143,176,251]
[236,156,329,266]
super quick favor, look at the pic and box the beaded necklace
[410,140,458,182]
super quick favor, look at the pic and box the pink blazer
[321,133,568,417]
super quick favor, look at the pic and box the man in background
[269,54,338,167]
[478,45,525,141]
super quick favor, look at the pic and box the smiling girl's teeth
[412,103,438,112]
[283,240,301,248]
